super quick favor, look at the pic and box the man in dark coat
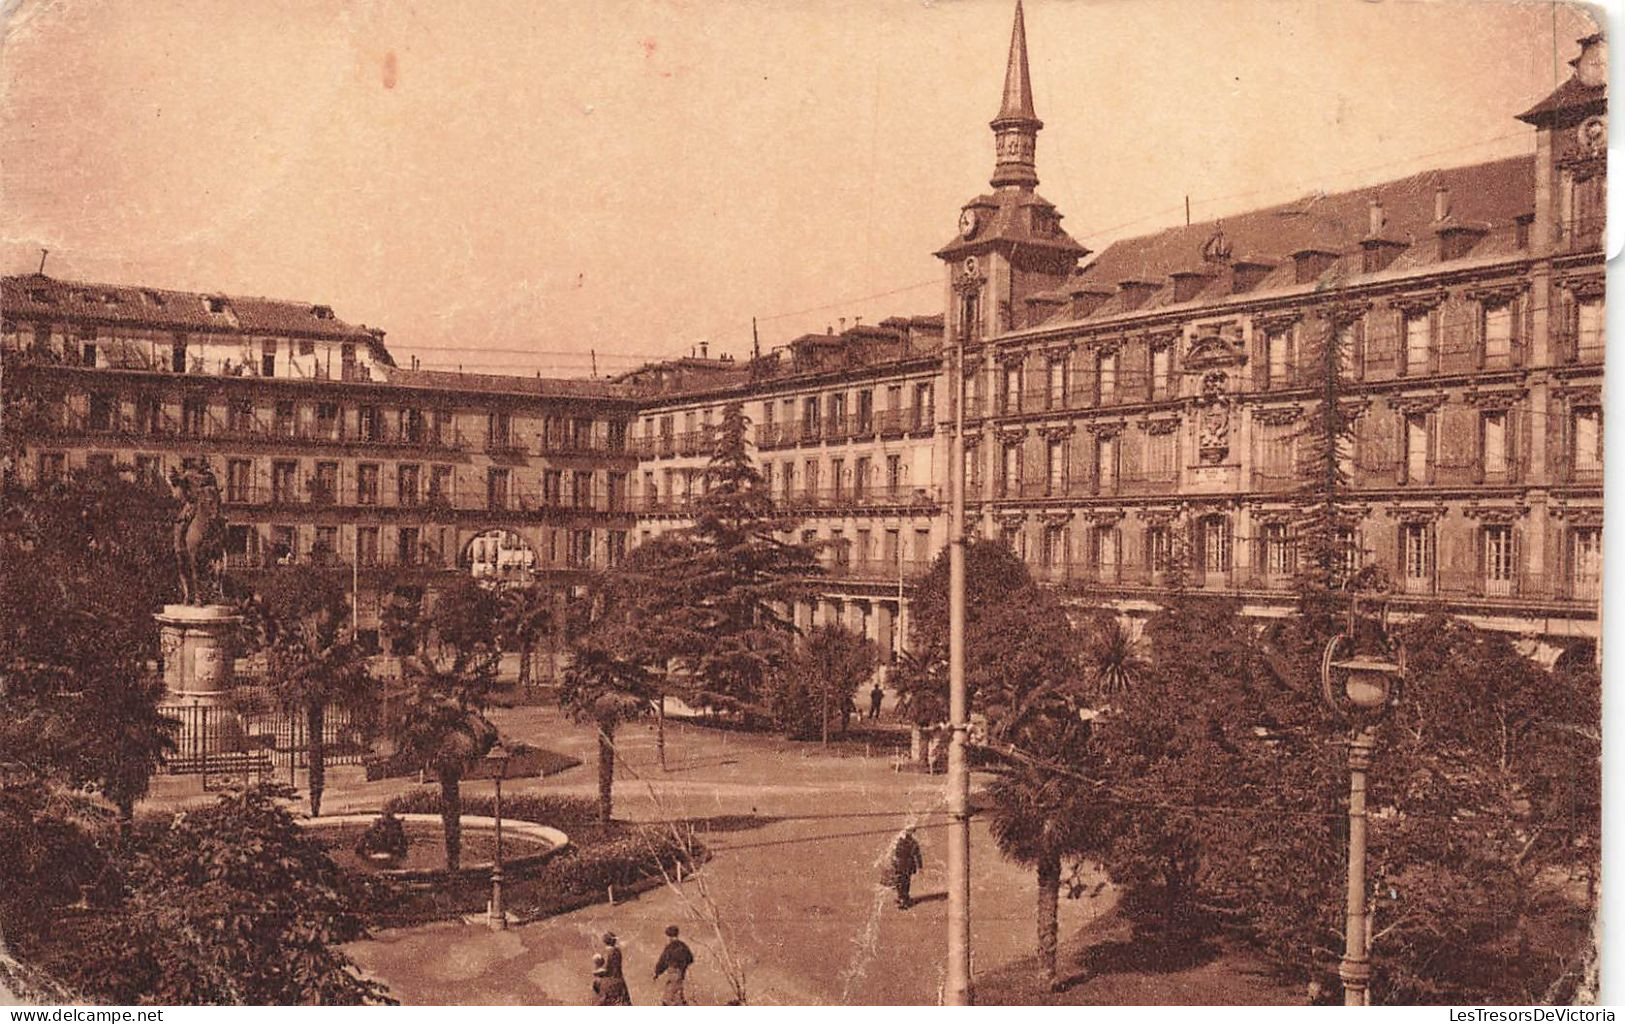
[868,683,884,720]
[653,924,695,1005]
[889,827,924,909]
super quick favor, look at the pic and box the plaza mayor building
[1,5,1604,656]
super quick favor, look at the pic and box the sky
[0,0,1601,377]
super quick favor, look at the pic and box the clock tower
[937,0,1089,342]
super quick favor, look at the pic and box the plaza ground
[251,699,1297,1006]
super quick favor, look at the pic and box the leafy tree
[387,659,498,871]
[769,624,878,741]
[0,469,178,827]
[257,565,377,816]
[424,574,504,677]
[378,584,426,657]
[59,785,393,1005]
[560,642,656,824]
[1095,595,1599,1004]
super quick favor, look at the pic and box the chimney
[1434,186,1451,223]
[698,341,709,359]
[854,316,863,327]
[1368,198,1385,237]
[839,317,847,331]
[826,324,834,335]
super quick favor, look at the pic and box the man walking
[653,924,694,1005]
[888,826,924,909]
[868,683,884,720]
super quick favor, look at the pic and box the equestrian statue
[169,457,227,605]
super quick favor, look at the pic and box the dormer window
[205,296,229,315]
[311,305,335,320]
[142,289,166,308]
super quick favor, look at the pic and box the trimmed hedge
[384,791,600,829]
[368,792,701,925]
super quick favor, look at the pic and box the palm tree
[1082,614,1145,699]
[259,566,376,817]
[560,643,655,825]
[498,583,554,695]
[985,722,1103,991]
[388,661,497,870]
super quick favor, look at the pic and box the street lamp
[1321,633,1403,1006]
[485,742,511,931]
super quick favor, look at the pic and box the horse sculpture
[170,458,227,605]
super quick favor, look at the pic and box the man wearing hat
[888,826,924,909]
[653,924,695,1006]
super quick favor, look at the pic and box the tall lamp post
[1321,633,1402,1006]
[486,743,511,931]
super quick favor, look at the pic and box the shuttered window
[1483,304,1513,365]
[1404,313,1431,374]
[1483,525,1514,596]
[1481,412,1507,474]
[1573,408,1602,472]
[1405,414,1429,482]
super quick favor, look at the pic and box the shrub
[384,790,601,830]
[354,811,409,862]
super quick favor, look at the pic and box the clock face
[958,208,978,240]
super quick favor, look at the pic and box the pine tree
[1291,310,1384,631]
[593,402,820,717]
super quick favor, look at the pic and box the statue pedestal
[155,604,242,706]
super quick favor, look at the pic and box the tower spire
[990,0,1043,191]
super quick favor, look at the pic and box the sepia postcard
[0,0,1607,1008]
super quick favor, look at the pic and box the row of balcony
[638,486,942,515]
[1022,562,1600,604]
[755,410,937,451]
[221,548,604,573]
[221,483,630,516]
[60,411,627,458]
[63,411,472,453]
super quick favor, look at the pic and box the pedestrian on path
[653,924,694,1005]
[601,932,624,979]
[888,826,924,909]
[868,684,884,720]
[591,954,632,1005]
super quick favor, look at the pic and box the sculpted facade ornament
[1252,404,1305,427]
[1253,310,1302,334]
[1551,504,1603,527]
[1465,386,1528,410]
[1323,300,1372,327]
[1393,289,1448,315]
[1141,416,1181,435]
[1462,502,1529,524]
[1385,501,1448,523]
[1198,370,1231,464]
[1557,274,1604,302]
[1037,423,1075,441]
[1392,392,1448,415]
